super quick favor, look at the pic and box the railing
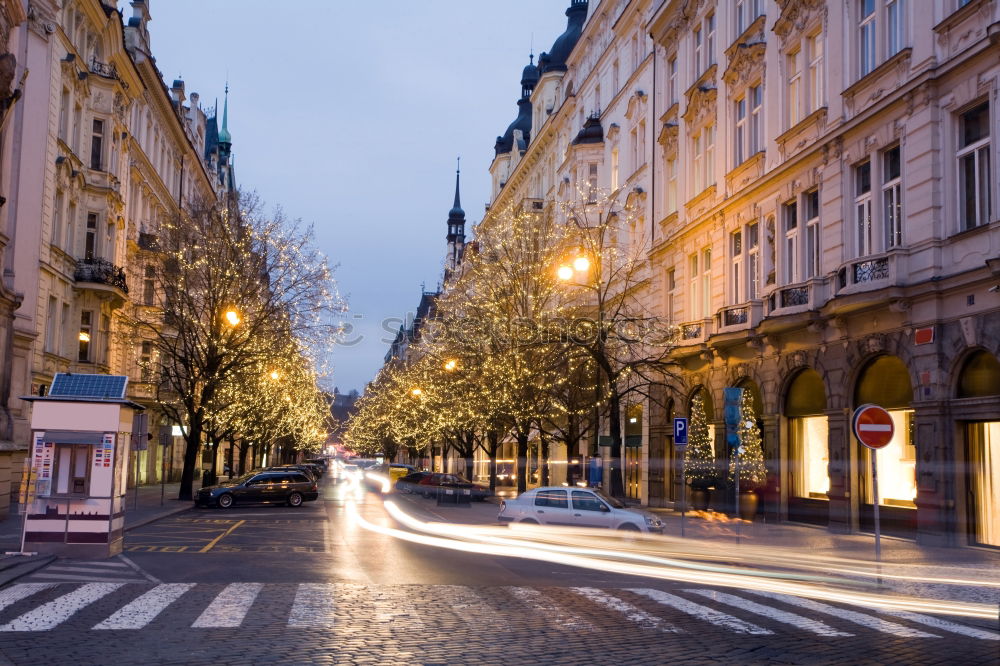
[74,257,129,294]
[852,256,890,283]
[722,305,749,327]
[780,285,810,308]
[138,232,159,251]
[89,56,129,90]
[679,322,702,341]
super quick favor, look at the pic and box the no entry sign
[852,404,895,449]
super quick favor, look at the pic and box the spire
[449,157,464,219]
[447,158,465,244]
[218,83,232,145]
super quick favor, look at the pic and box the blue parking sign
[674,417,688,448]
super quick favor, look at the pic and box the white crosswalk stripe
[0,582,991,642]
[629,588,773,635]
[0,584,53,613]
[572,587,682,632]
[192,583,263,628]
[685,589,854,637]
[23,558,150,583]
[287,583,336,628]
[745,590,940,638]
[93,584,194,630]
[0,583,124,631]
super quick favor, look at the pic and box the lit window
[79,310,93,362]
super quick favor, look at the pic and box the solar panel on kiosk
[49,373,128,399]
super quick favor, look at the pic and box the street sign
[673,417,688,447]
[852,404,895,449]
[724,387,744,449]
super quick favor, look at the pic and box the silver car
[497,486,665,533]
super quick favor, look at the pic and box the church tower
[445,160,466,278]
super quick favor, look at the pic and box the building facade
[472,0,1000,547]
[0,0,233,518]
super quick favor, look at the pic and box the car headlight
[644,516,662,527]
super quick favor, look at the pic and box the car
[497,486,664,533]
[340,463,363,481]
[195,470,318,509]
[363,463,418,492]
[267,464,320,481]
[416,473,492,501]
[394,471,432,494]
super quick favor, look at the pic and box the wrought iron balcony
[680,321,702,340]
[852,256,890,283]
[74,257,129,295]
[722,305,749,327]
[780,285,810,308]
[89,56,129,90]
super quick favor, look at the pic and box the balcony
[89,56,129,90]
[138,232,160,251]
[716,301,763,333]
[835,252,899,296]
[75,257,129,304]
[765,279,827,317]
[675,318,712,346]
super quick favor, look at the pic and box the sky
[131,0,574,393]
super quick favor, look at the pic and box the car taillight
[311,484,317,491]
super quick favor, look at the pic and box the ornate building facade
[476,0,1000,547]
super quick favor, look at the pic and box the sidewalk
[0,480,198,554]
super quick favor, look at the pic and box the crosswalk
[0,582,995,641]
[19,557,152,584]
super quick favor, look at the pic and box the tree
[684,392,716,489]
[126,193,341,500]
[729,389,766,489]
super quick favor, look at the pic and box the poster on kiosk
[19,374,144,558]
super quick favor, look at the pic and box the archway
[854,355,915,535]
[785,368,829,525]
[958,350,1000,546]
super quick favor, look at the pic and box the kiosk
[19,373,144,558]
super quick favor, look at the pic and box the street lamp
[556,265,575,281]
[224,309,241,327]
[269,370,280,381]
[443,359,458,372]
[410,388,423,397]
[572,255,591,273]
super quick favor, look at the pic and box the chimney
[171,79,186,105]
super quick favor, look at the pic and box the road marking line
[745,590,939,638]
[572,587,682,633]
[685,589,854,637]
[27,574,145,583]
[199,519,246,553]
[192,583,263,628]
[628,588,773,635]
[0,584,53,613]
[0,583,124,631]
[507,587,596,631]
[93,583,194,630]
[59,561,131,569]
[117,554,162,584]
[36,566,131,575]
[288,584,336,628]
[878,609,1000,641]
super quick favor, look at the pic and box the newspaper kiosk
[19,373,143,558]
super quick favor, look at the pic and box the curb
[124,502,193,532]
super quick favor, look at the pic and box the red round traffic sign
[852,404,895,449]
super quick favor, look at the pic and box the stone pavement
[0,581,994,665]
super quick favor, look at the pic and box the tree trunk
[178,417,203,501]
[540,434,550,487]
[607,389,625,498]
[487,430,499,491]
[238,440,249,475]
[516,430,529,494]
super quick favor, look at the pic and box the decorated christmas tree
[684,392,717,488]
[729,389,767,488]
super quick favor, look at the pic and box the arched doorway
[785,369,829,525]
[958,350,1000,547]
[855,355,915,536]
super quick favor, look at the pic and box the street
[0,477,996,665]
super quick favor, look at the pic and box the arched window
[957,351,1000,398]
[786,369,829,517]
[958,351,1000,546]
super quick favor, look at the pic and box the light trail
[348,499,999,621]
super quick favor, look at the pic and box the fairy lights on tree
[684,391,716,489]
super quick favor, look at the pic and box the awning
[40,430,107,445]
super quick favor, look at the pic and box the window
[534,489,568,508]
[705,13,716,68]
[60,303,69,357]
[665,268,676,323]
[747,222,760,299]
[587,163,598,203]
[78,310,93,362]
[142,265,155,306]
[886,0,903,57]
[735,96,747,165]
[72,105,82,154]
[735,0,762,37]
[693,124,715,193]
[958,102,991,231]
[693,25,703,76]
[882,146,902,248]
[612,60,620,94]
[54,444,91,495]
[90,118,104,170]
[749,84,762,155]
[689,254,700,319]
[45,297,58,353]
[611,148,619,191]
[859,0,877,77]
[572,491,606,512]
[765,216,776,286]
[52,191,64,248]
[731,230,743,303]
[855,160,874,256]
[58,88,70,141]
[784,200,799,284]
[594,86,601,116]
[638,120,646,167]
[85,213,98,260]
[787,49,802,127]
[807,32,824,113]
[667,56,678,105]
[735,86,761,165]
[100,314,110,364]
[140,341,153,382]
[665,157,677,214]
[701,248,712,318]
[805,190,820,278]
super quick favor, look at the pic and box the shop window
[968,422,1000,546]
[789,416,829,499]
[855,355,915,508]
[54,444,91,495]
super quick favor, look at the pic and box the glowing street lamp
[443,359,458,372]
[556,265,574,281]
[269,370,280,381]
[224,309,241,327]
[410,388,423,397]
[572,255,591,273]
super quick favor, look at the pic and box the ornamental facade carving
[772,0,826,45]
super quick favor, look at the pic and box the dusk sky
[133,0,573,393]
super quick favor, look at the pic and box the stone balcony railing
[676,318,712,345]
[835,251,900,296]
[74,257,129,295]
[716,300,764,332]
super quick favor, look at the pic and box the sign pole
[673,417,688,538]
[680,454,686,538]
[871,449,882,584]
[734,448,741,545]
